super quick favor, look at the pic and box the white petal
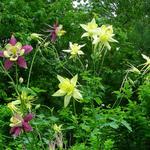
[79,44,86,48]
[142,54,150,61]
[3,51,12,58]
[78,50,84,55]
[81,33,89,38]
[52,89,66,97]
[73,89,82,99]
[62,50,71,53]
[80,24,88,31]
[91,18,96,23]
[105,42,111,50]
[71,74,78,86]
[64,95,71,107]
[57,75,65,83]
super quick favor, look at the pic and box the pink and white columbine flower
[0,35,33,70]
[10,113,33,137]
[46,22,66,42]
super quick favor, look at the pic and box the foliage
[0,0,150,150]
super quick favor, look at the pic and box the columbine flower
[63,42,85,59]
[7,100,21,113]
[10,113,33,137]
[52,75,82,107]
[141,54,150,72]
[30,33,43,41]
[46,23,66,42]
[80,18,98,38]
[17,87,36,110]
[53,124,62,133]
[127,64,141,74]
[93,25,118,50]
[0,35,33,70]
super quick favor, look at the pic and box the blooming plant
[92,25,118,50]
[46,22,66,42]
[63,42,85,59]
[80,18,98,38]
[0,35,33,70]
[10,113,33,137]
[53,74,82,107]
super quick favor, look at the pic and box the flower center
[59,80,75,95]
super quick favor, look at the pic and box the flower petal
[64,95,71,107]
[4,59,14,70]
[22,122,33,132]
[9,35,17,46]
[22,45,33,54]
[73,89,82,100]
[62,50,71,53]
[51,32,57,42]
[10,127,21,137]
[0,51,4,57]
[81,33,89,38]
[71,74,78,86]
[57,75,65,83]
[24,113,33,122]
[17,56,27,69]
[52,89,66,97]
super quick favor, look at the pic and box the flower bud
[19,77,24,83]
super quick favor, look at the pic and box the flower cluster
[80,18,118,50]
[0,35,33,70]
[7,87,36,137]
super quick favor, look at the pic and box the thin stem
[27,47,39,88]
[77,57,85,70]
[15,63,18,90]
[73,99,77,116]
[0,61,19,95]
[99,48,107,75]
[27,36,49,88]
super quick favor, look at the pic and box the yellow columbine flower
[141,54,150,72]
[63,42,85,59]
[53,124,62,133]
[93,25,118,50]
[30,33,43,41]
[7,100,21,113]
[80,18,98,38]
[127,64,141,74]
[142,54,150,66]
[52,75,82,107]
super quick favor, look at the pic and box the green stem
[73,99,77,116]
[27,36,49,88]
[15,63,18,90]
[98,48,107,75]
[27,47,39,88]
[0,61,19,95]
[77,57,85,70]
